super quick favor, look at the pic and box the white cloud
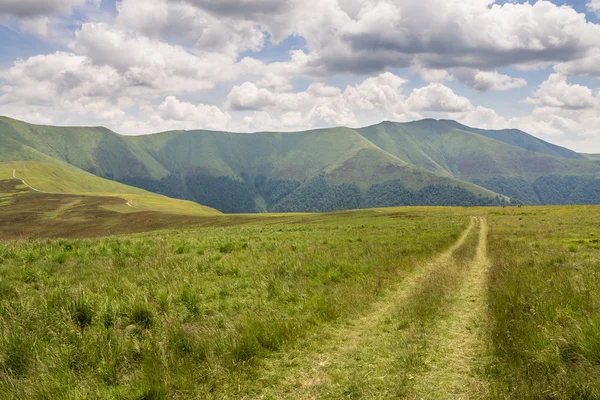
[0,52,127,122]
[588,0,600,16]
[227,82,279,111]
[71,22,243,93]
[504,74,600,151]
[0,0,84,18]
[18,17,50,36]
[148,0,600,82]
[455,106,509,131]
[0,0,100,37]
[156,96,232,130]
[524,73,598,109]
[116,0,265,55]
[405,84,473,113]
[229,72,502,132]
[555,49,600,78]
[453,69,527,91]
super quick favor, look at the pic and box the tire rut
[253,218,478,399]
[409,216,490,399]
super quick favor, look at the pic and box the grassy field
[0,162,220,216]
[486,207,600,398]
[1,188,600,398]
[0,206,467,399]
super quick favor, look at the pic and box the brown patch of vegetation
[0,179,286,240]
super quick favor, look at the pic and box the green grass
[486,206,600,398]
[0,161,220,215]
[357,120,600,181]
[2,204,600,398]
[0,116,505,201]
[0,209,467,398]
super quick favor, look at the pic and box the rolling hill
[2,115,600,210]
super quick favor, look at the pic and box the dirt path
[410,216,490,399]
[254,218,478,399]
[12,169,51,193]
[12,168,136,208]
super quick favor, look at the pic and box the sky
[1,0,600,152]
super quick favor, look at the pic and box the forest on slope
[2,116,600,212]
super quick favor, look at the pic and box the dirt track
[254,217,491,399]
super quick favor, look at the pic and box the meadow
[0,202,599,399]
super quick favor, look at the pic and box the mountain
[0,160,220,215]
[356,119,599,181]
[439,120,585,160]
[2,115,600,211]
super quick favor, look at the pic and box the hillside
[355,120,600,181]
[0,161,220,215]
[440,120,585,160]
[0,117,504,212]
[355,120,600,205]
[3,116,600,210]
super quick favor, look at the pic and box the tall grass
[486,207,600,399]
[0,209,466,398]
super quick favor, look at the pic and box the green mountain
[2,115,600,211]
[356,119,599,181]
[439,120,585,160]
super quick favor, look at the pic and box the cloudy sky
[1,0,600,152]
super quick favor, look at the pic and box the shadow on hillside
[0,179,286,239]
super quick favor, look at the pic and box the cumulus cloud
[0,0,84,19]
[342,1,599,72]
[71,22,246,93]
[505,73,600,151]
[0,50,235,134]
[156,96,231,130]
[555,49,600,78]
[588,0,600,16]
[227,82,279,111]
[0,0,98,37]
[116,0,265,55]
[453,69,527,91]
[227,72,504,132]
[0,52,126,120]
[524,73,598,109]
[148,0,600,81]
[405,84,474,113]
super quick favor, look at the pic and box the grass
[0,161,220,215]
[0,207,467,398]
[2,201,600,398]
[486,206,600,399]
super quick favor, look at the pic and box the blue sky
[1,0,600,152]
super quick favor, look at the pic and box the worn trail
[410,216,490,399]
[253,218,478,399]
[12,168,136,208]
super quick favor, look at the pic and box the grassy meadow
[1,202,600,398]
[0,208,467,398]
[486,206,600,398]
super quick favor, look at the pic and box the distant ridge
[2,115,600,211]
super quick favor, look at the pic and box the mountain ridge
[2,115,600,211]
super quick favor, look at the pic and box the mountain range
[2,115,600,213]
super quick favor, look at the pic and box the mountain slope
[5,115,600,211]
[0,161,220,215]
[356,120,600,181]
[125,126,502,211]
[439,120,585,160]
[0,116,168,180]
